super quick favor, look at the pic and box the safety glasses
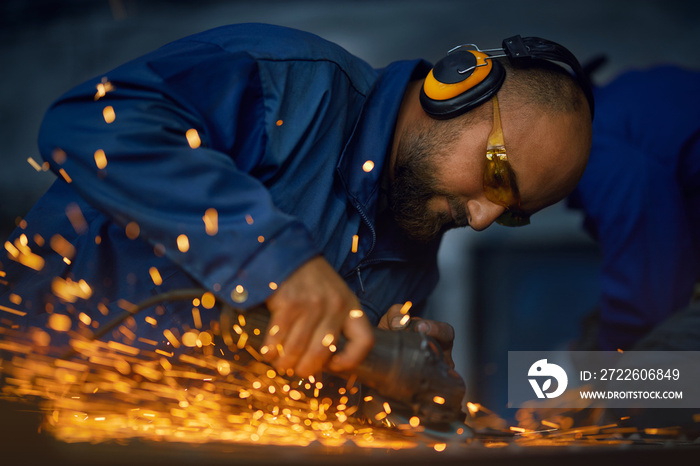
[483,95,531,227]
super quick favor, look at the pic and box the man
[568,65,700,351]
[0,23,592,377]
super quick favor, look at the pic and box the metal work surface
[2,400,699,466]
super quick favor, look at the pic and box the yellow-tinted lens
[495,210,530,227]
[484,150,519,207]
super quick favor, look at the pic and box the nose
[467,198,506,231]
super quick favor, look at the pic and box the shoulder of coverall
[177,23,377,93]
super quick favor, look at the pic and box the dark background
[2,0,699,413]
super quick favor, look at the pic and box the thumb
[377,303,405,330]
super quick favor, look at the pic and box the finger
[443,351,456,370]
[414,319,455,349]
[377,303,405,330]
[327,310,374,372]
[412,319,456,369]
[273,316,316,375]
[294,326,337,377]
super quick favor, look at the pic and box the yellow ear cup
[422,51,493,101]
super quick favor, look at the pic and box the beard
[389,122,469,242]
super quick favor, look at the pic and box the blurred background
[2,0,699,415]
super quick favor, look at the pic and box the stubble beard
[389,123,466,242]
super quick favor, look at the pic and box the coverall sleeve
[37,39,320,309]
[570,66,700,349]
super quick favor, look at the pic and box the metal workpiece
[340,325,466,425]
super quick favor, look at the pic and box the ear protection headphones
[419,35,595,120]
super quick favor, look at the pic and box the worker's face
[390,97,591,241]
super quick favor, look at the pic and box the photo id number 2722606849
[581,368,680,382]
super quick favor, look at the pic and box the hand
[378,303,456,369]
[263,256,374,377]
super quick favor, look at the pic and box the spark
[432,396,445,405]
[50,234,76,260]
[321,334,334,347]
[269,282,278,291]
[176,234,189,253]
[182,331,199,347]
[125,222,140,240]
[107,341,140,356]
[47,314,72,332]
[399,314,410,326]
[245,214,254,225]
[276,120,283,126]
[65,203,88,234]
[192,308,202,329]
[399,301,412,315]
[59,169,72,183]
[51,277,92,303]
[97,303,109,316]
[162,329,180,348]
[186,129,201,149]
[203,208,218,235]
[33,234,45,246]
[149,267,163,286]
[52,149,67,164]
[94,77,114,100]
[362,160,374,172]
[351,235,359,253]
[231,285,248,303]
[137,337,158,346]
[103,106,116,124]
[27,157,42,171]
[0,304,26,317]
[349,309,364,319]
[201,292,216,309]
[541,420,560,429]
[94,149,108,169]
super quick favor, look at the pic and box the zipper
[355,267,365,293]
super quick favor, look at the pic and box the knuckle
[307,293,324,309]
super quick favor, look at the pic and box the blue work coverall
[0,24,440,347]
[568,66,700,350]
